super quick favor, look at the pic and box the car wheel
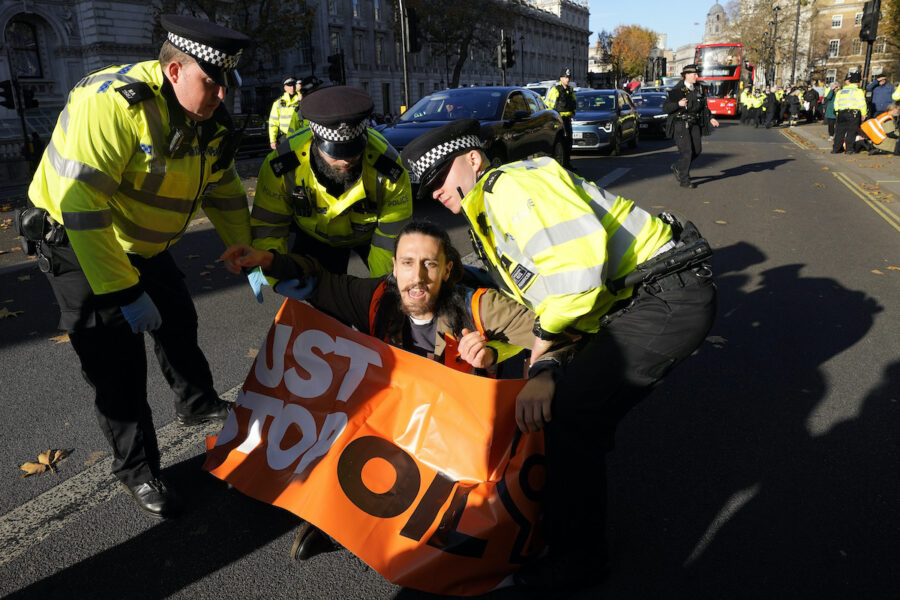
[552,137,566,164]
[609,131,621,156]
[628,127,639,149]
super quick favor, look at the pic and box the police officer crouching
[250,86,412,281]
[832,71,868,154]
[663,64,720,188]
[19,15,254,518]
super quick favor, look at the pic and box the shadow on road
[692,158,794,185]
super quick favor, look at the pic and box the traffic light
[498,42,508,70]
[23,88,38,109]
[405,7,421,54]
[859,0,880,42]
[0,80,14,110]
[504,38,515,69]
[327,53,344,84]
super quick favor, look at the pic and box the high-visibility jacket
[27,60,250,300]
[740,90,751,107]
[268,92,302,144]
[251,129,412,277]
[461,156,672,335]
[545,82,576,116]
[834,84,868,116]
[893,83,900,101]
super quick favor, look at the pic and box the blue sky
[588,0,720,51]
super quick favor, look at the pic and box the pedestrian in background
[664,64,720,188]
[823,82,839,139]
[804,85,820,123]
[866,75,895,114]
[545,67,577,169]
[21,14,253,518]
[764,86,779,129]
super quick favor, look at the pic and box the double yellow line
[833,171,900,232]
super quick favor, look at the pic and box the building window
[874,36,887,53]
[854,12,863,25]
[831,15,842,28]
[328,0,338,15]
[825,69,836,84]
[353,33,363,65]
[7,19,42,78]
[353,0,360,17]
[851,38,862,55]
[376,36,384,67]
[330,31,341,55]
[299,34,313,66]
[394,40,401,68]
[828,39,840,57]
[374,0,382,21]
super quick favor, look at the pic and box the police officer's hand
[457,328,496,369]
[710,118,720,127]
[120,292,162,334]
[516,370,555,433]
[220,243,273,274]
[678,98,688,107]
[270,142,277,150]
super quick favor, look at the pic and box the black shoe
[176,398,232,426]
[670,164,682,182]
[680,179,697,188]
[290,522,334,560]
[123,478,179,518]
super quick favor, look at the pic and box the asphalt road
[0,120,898,600]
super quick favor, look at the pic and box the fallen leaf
[0,250,7,255]
[872,269,884,275]
[20,448,69,477]
[0,307,24,319]
[715,220,727,225]
[38,450,52,466]
[20,462,48,478]
[49,333,70,344]
[812,183,825,189]
[773,209,787,213]
[821,166,830,170]
[10,246,20,252]
[18,274,31,281]
[246,348,259,358]
[886,266,900,271]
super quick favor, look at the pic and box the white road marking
[0,386,241,567]
[596,167,630,188]
[683,483,761,566]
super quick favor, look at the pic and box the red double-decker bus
[694,43,755,116]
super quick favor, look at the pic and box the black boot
[123,477,180,518]
[176,398,232,426]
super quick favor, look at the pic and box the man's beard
[399,283,437,319]
[311,143,363,192]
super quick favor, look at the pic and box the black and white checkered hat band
[168,32,242,69]
[309,119,369,142]
[409,135,481,179]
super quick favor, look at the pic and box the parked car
[631,92,670,138]
[572,89,639,155]
[377,87,566,182]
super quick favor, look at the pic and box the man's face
[684,72,699,85]
[430,153,479,214]
[878,78,887,86]
[284,84,296,95]
[169,61,226,121]
[316,144,363,174]
[392,232,452,320]
[560,76,570,86]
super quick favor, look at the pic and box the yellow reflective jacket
[834,84,868,116]
[545,82,576,116]
[251,129,412,277]
[462,156,672,335]
[27,60,251,298]
[892,83,900,101]
[268,92,302,144]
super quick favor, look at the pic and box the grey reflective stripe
[513,156,554,170]
[47,140,119,196]
[522,213,600,258]
[139,99,168,194]
[252,225,290,238]
[371,230,395,251]
[251,204,291,224]
[606,207,649,276]
[382,144,399,162]
[376,218,408,236]
[59,106,70,135]
[77,73,140,89]
[203,194,247,211]
[117,181,194,213]
[61,210,113,231]
[110,207,176,243]
[575,174,618,220]
[276,138,293,156]
[541,265,606,296]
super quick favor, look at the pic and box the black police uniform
[549,68,577,168]
[664,68,713,188]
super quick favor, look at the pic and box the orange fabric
[367,279,389,335]
[470,287,488,336]
[204,300,545,596]
[861,117,887,144]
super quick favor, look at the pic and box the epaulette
[115,82,154,105]
[482,170,503,193]
[373,152,403,183]
[269,150,301,177]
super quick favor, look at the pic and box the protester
[803,85,820,123]
[823,82,839,139]
[400,119,717,593]
[866,75,895,114]
[21,14,253,517]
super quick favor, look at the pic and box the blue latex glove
[246,266,269,303]
[120,292,162,334]
[274,276,318,301]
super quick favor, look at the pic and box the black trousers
[290,230,371,275]
[561,115,573,167]
[833,111,861,153]
[672,121,702,181]
[545,265,717,563]
[43,244,220,486]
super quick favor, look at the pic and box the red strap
[368,280,388,335]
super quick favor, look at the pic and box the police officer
[401,119,717,592]
[268,76,302,150]
[664,64,720,188]
[22,15,253,517]
[832,72,868,154]
[250,86,412,280]
[545,67,577,168]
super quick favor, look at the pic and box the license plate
[572,132,583,139]
[639,124,649,128]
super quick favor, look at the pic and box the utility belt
[14,206,68,273]
[836,109,861,119]
[606,212,713,295]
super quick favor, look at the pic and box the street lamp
[772,6,780,85]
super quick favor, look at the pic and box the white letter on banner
[295,412,348,474]
[255,323,293,389]
[266,403,318,470]
[333,337,383,403]
[285,329,335,398]
[235,390,284,454]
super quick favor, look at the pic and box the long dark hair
[372,220,470,340]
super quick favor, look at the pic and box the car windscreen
[576,93,615,111]
[398,90,505,122]
[632,95,666,108]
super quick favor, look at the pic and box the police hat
[301,86,373,159]
[845,71,861,83]
[299,75,322,95]
[560,67,572,78]
[283,76,297,86]
[400,118,483,197]
[161,14,249,88]
[682,64,700,75]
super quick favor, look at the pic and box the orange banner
[204,300,546,596]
